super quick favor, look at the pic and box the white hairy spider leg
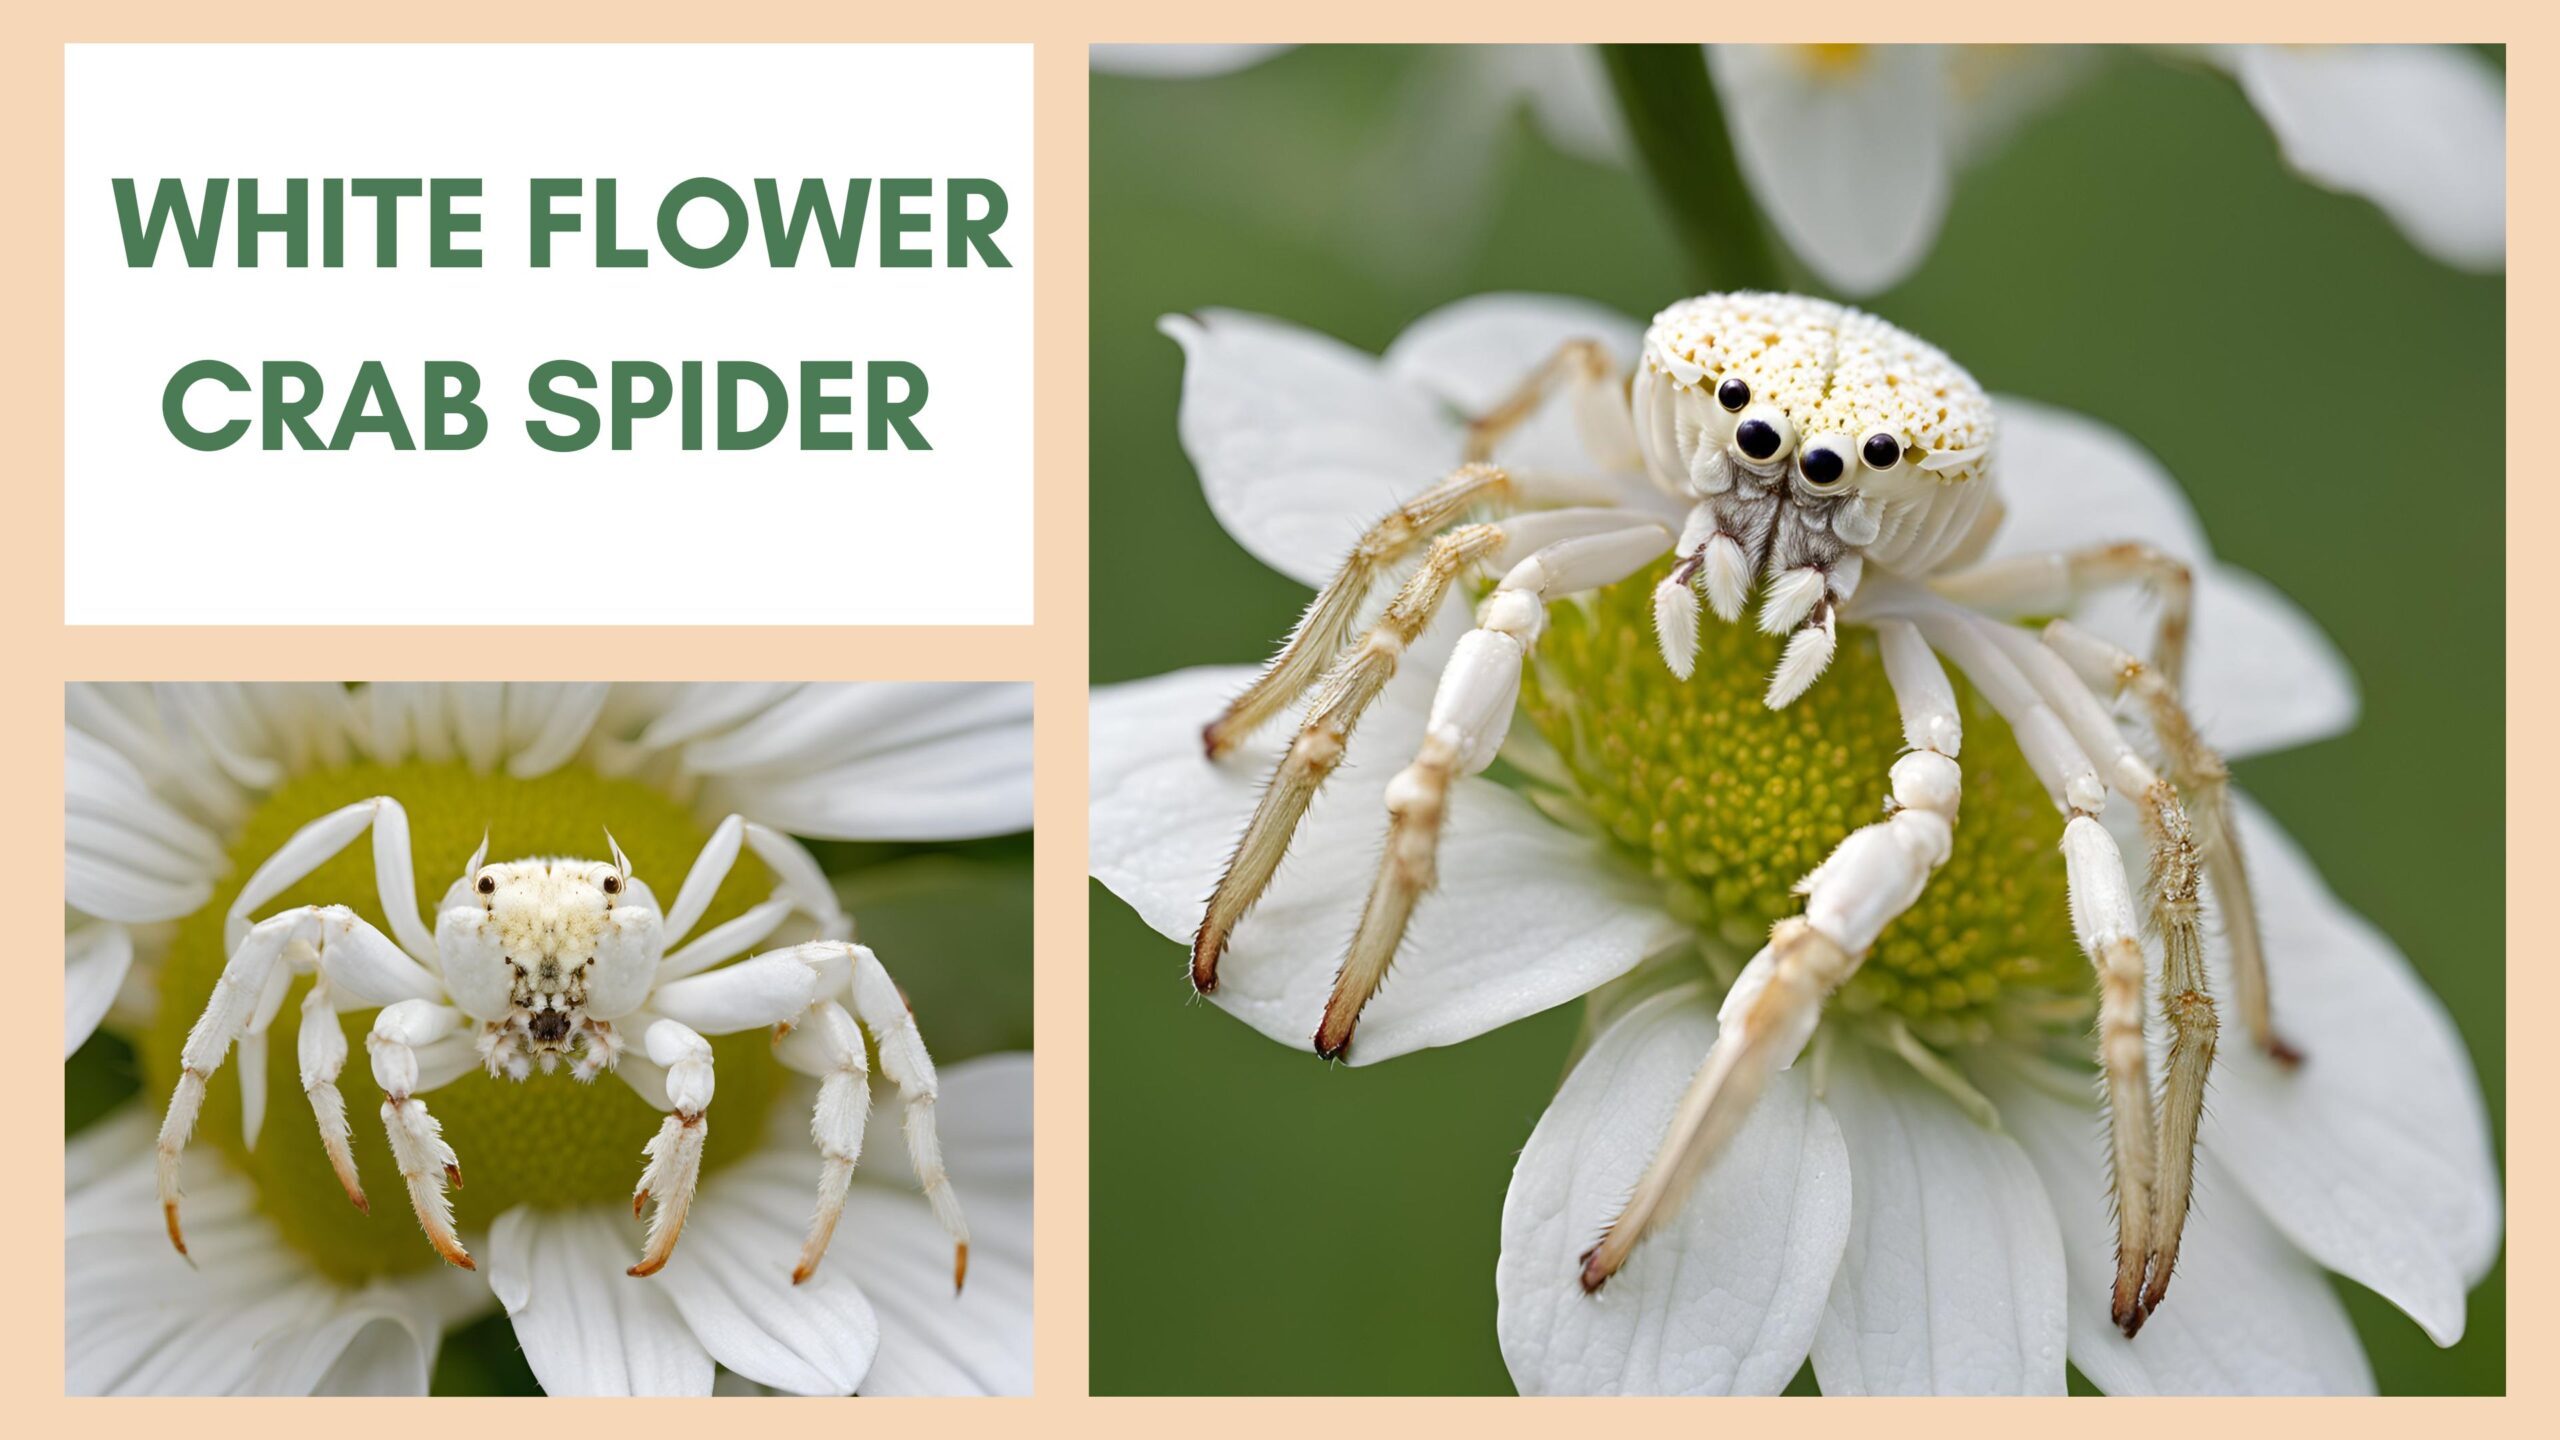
[1980,615,2222,1321]
[1203,463,1517,760]
[1193,508,1652,992]
[297,972,365,1212]
[656,814,851,981]
[369,999,476,1270]
[1583,619,1962,1291]
[852,945,970,1291]
[2043,618,2292,1063]
[772,997,871,1285]
[224,795,438,965]
[1916,609,2162,1336]
[628,1017,715,1277]
[1320,520,1673,1060]
[156,904,443,1260]
[1194,521,1509,992]
[1930,541,2197,692]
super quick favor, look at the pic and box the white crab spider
[153,796,970,1289]
[1189,291,2289,1339]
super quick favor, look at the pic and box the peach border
[5,0,2538,1423]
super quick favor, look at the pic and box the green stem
[1600,43,1786,293]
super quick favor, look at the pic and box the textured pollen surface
[1521,562,2083,1050]
[1642,292,1994,478]
[147,762,781,1283]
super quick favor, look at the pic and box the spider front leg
[627,1018,716,1277]
[1204,337,1635,761]
[1203,463,1517,760]
[1582,619,1962,1290]
[368,999,480,1270]
[156,904,442,1257]
[1921,609,2170,1335]
[1318,519,1673,1059]
[1930,541,2195,692]
[2042,618,2292,1062]
[767,941,972,1289]
[1194,507,1659,990]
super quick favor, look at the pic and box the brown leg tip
[792,1262,816,1286]
[446,1163,464,1190]
[1312,1024,1351,1062]
[1201,720,1233,761]
[633,1191,648,1218]
[628,1256,666,1279]
[2112,1295,2146,1338]
[955,1243,970,1295]
[2267,1035,2306,1070]
[163,1203,189,1260]
[350,1192,371,1215]
[1577,1245,1614,1295]
[1188,936,1222,995]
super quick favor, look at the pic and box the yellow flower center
[1521,562,2087,1050]
[143,760,782,1284]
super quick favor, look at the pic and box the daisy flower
[1089,294,2500,1394]
[66,682,1034,1396]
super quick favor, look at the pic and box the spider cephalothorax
[448,853,654,1081]
[1182,290,2285,1338]
[156,801,970,1288]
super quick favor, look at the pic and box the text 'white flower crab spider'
[153,795,971,1290]
[1190,291,2292,1339]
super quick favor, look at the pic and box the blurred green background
[66,820,1033,1395]
[1089,45,2503,1396]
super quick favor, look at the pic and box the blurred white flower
[1093,44,2506,291]
[1089,293,2501,1393]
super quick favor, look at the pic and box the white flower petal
[709,703,1033,842]
[488,1206,713,1396]
[1987,396,2357,757]
[810,1057,1034,1395]
[66,921,133,1057]
[1981,1059,2373,1394]
[1498,983,1850,1394]
[677,682,1029,781]
[632,682,805,750]
[1710,45,1952,297]
[66,1110,476,1396]
[66,845,213,923]
[506,683,610,779]
[2195,793,2502,1342]
[2230,45,2505,271]
[653,1167,882,1394]
[1808,1046,2067,1394]
[1092,665,1682,1064]
[1162,309,1460,587]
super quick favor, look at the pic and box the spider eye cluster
[476,873,496,895]
[1797,427,1906,491]
[602,874,622,895]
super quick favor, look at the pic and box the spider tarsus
[954,1242,970,1295]
[1576,1243,1616,1295]
[1188,927,1224,994]
[2111,1268,2148,1338]
[633,1189,649,1218]
[2266,1033,2307,1070]
[1311,1025,1351,1062]
[627,1255,666,1279]
[163,1202,190,1260]
[446,1162,464,1191]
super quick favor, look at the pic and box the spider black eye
[1862,432,1903,470]
[1800,445,1847,487]
[602,875,621,895]
[1716,377,1751,413]
[476,875,496,895]
[1735,417,1781,460]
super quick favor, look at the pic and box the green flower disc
[144,761,783,1284]
[1521,560,2086,1051]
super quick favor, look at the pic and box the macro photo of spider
[154,798,967,1289]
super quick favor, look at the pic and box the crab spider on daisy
[155,797,968,1289]
[1092,293,2498,1393]
[71,682,1034,1396]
